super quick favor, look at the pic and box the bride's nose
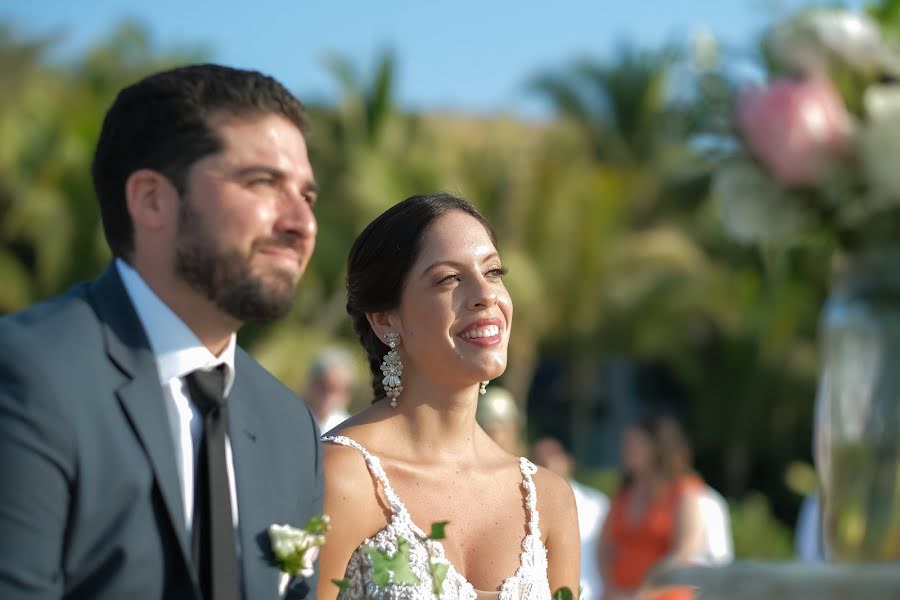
[468,276,498,310]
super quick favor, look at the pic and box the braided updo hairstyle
[345,193,497,403]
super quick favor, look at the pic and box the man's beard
[174,199,300,324]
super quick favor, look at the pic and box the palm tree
[0,22,205,314]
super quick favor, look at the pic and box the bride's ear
[365,311,398,343]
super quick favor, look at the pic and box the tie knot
[187,366,227,416]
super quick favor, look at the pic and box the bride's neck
[391,375,481,461]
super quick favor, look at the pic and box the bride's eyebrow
[420,253,501,277]
[421,260,461,277]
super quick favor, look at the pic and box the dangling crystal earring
[381,332,403,407]
[480,381,488,395]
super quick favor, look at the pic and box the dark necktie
[186,366,239,600]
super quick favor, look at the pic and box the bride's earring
[381,332,403,407]
[480,380,488,395]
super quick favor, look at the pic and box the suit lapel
[89,265,195,575]
[228,364,280,599]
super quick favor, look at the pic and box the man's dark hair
[91,63,309,259]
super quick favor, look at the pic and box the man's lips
[256,245,302,269]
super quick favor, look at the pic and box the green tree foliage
[0,22,205,312]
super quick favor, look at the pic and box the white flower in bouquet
[713,162,810,244]
[863,84,900,121]
[860,85,900,202]
[860,113,900,201]
[767,9,889,75]
[807,10,883,71]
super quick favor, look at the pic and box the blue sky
[3,1,861,116]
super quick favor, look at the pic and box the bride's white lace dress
[322,435,552,600]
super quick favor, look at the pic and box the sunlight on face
[174,113,318,323]
[394,210,513,390]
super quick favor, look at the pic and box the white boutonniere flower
[269,515,330,595]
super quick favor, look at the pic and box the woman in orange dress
[598,416,704,600]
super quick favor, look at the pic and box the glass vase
[817,249,900,561]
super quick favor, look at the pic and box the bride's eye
[437,273,461,285]
[486,267,508,279]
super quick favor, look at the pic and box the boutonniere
[269,515,330,592]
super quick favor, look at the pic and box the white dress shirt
[569,479,609,600]
[695,485,734,565]
[116,259,239,531]
[318,408,350,435]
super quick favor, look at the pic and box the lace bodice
[322,435,551,600]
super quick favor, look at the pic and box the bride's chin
[479,360,508,381]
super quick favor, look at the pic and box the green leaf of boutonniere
[365,538,422,586]
[552,586,574,600]
[427,521,449,540]
[304,515,331,535]
[332,578,352,591]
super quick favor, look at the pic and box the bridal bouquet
[712,6,900,252]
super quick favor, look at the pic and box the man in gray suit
[0,64,323,599]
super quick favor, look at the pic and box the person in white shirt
[532,437,610,600]
[304,347,356,434]
[670,429,734,566]
[795,491,827,563]
[694,485,734,565]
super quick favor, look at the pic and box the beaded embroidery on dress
[322,435,551,600]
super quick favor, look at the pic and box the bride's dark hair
[346,193,497,403]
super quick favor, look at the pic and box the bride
[317,193,579,600]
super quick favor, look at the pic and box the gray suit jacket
[0,265,323,599]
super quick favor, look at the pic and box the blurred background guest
[476,385,523,455]
[794,490,826,563]
[304,346,356,433]
[694,483,733,566]
[598,415,704,600]
[670,429,733,566]
[533,437,610,600]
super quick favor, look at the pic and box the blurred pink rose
[736,77,852,186]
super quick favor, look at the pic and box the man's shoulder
[232,347,319,448]
[233,347,302,405]
[0,282,96,348]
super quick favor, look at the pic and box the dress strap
[518,457,541,538]
[322,435,408,517]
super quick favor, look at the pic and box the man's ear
[125,169,179,232]
[365,311,399,344]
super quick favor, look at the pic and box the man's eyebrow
[233,165,283,178]
[232,167,320,195]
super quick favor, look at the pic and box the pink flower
[736,77,852,186]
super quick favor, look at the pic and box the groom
[0,65,322,599]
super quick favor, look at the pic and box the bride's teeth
[462,325,500,339]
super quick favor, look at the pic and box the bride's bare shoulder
[531,464,578,526]
[321,421,396,497]
[320,431,394,534]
